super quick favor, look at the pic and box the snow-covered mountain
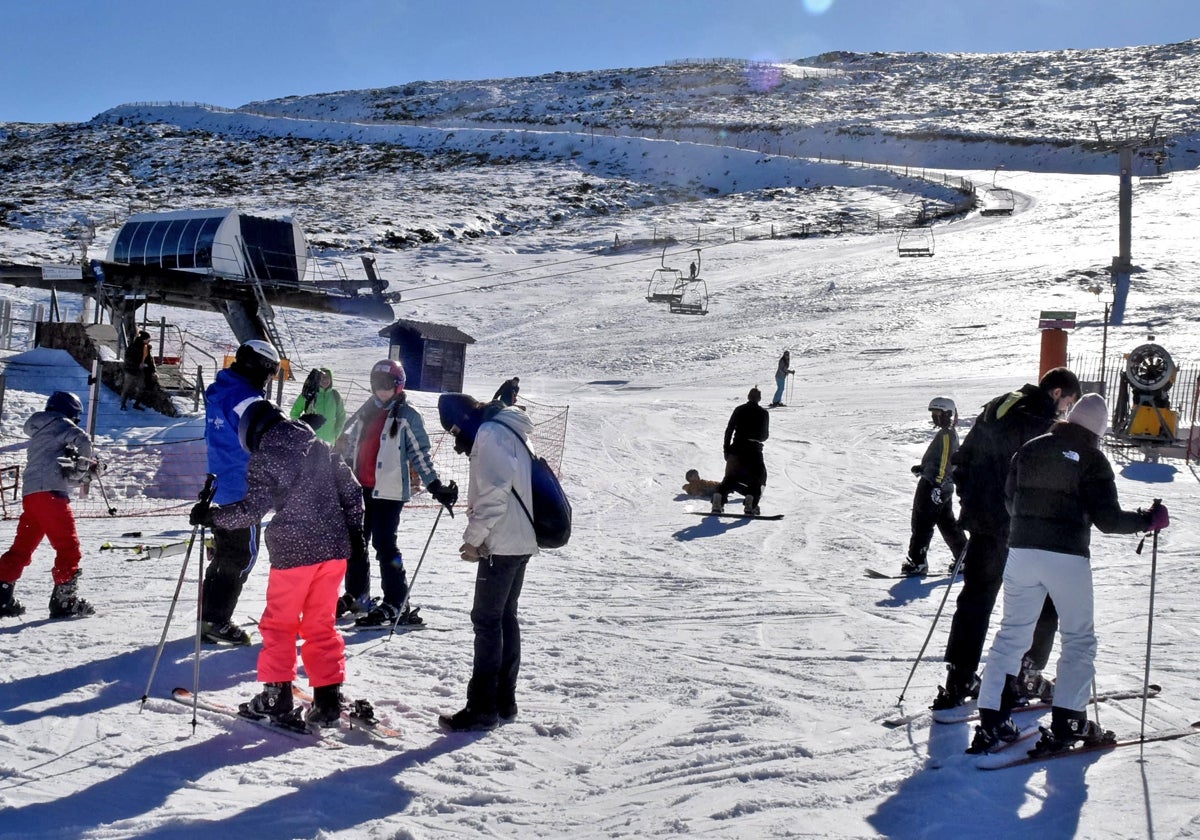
[2,42,1200,839]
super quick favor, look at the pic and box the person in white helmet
[901,397,967,576]
[199,339,281,646]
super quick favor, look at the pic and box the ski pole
[92,470,117,516]
[895,539,969,705]
[190,522,205,733]
[139,474,215,712]
[1139,507,1161,745]
[389,506,444,639]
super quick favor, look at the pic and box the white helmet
[928,396,956,414]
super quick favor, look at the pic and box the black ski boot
[900,555,928,577]
[966,709,1020,754]
[0,580,25,617]
[48,572,94,619]
[1029,707,1115,756]
[306,684,345,728]
[1014,655,1055,705]
[438,706,499,732]
[200,620,252,645]
[244,681,294,719]
[930,665,980,711]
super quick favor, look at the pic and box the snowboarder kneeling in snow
[682,469,720,498]
[0,391,98,619]
[191,399,366,728]
[970,394,1166,756]
[713,387,769,516]
[900,397,967,576]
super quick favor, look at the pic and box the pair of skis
[884,685,1160,729]
[170,687,401,746]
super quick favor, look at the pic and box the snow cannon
[1113,343,1177,442]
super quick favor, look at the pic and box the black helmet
[233,340,281,387]
[46,391,83,423]
[238,399,285,453]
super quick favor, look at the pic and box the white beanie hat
[1068,393,1108,437]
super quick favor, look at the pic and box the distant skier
[969,394,1167,755]
[492,377,521,407]
[769,350,794,407]
[290,367,347,444]
[0,392,98,619]
[192,399,365,727]
[900,397,967,576]
[120,330,155,411]
[712,387,769,516]
[931,367,1081,713]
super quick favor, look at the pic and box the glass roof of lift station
[109,209,230,271]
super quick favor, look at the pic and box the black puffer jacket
[212,419,364,570]
[1006,422,1148,557]
[952,384,1058,534]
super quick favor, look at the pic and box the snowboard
[690,511,784,521]
[976,721,1200,770]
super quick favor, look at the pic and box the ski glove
[428,479,458,512]
[931,487,943,505]
[1145,501,1170,532]
[911,464,922,475]
[189,501,215,527]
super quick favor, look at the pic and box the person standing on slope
[969,394,1167,754]
[290,367,347,445]
[200,340,281,646]
[0,392,98,619]
[931,367,1081,712]
[769,351,793,408]
[437,393,538,732]
[712,386,770,516]
[337,359,457,627]
[901,397,968,576]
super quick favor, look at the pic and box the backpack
[487,420,572,549]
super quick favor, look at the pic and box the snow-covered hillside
[2,44,1200,839]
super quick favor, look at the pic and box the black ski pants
[907,478,967,564]
[201,523,259,625]
[943,527,1057,675]
[466,554,530,713]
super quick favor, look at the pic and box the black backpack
[488,420,572,549]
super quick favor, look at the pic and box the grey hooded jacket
[21,410,92,496]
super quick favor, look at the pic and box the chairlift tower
[1091,115,1160,326]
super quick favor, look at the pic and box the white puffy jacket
[462,407,539,558]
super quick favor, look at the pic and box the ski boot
[1029,708,1115,757]
[930,665,981,711]
[1014,655,1055,705]
[336,592,375,618]
[306,683,346,728]
[711,493,724,514]
[743,495,760,516]
[355,601,400,628]
[245,681,294,718]
[48,572,95,619]
[966,710,1020,754]
[0,580,25,617]
[899,555,928,577]
[200,620,252,645]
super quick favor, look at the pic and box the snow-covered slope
[1,44,1199,840]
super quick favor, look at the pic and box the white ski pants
[978,547,1096,713]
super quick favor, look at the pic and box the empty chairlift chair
[646,247,686,304]
[896,228,934,257]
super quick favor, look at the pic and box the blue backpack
[487,421,572,549]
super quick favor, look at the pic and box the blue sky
[4,0,1198,123]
